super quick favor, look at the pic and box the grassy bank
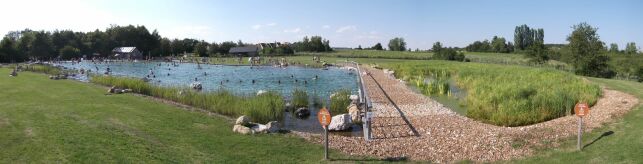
[512,77,643,163]
[90,75,284,124]
[0,68,369,163]
[386,61,601,126]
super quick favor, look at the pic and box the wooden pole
[324,125,329,160]
[577,117,583,150]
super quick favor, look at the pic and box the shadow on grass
[584,131,614,149]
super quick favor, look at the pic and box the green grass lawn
[0,68,367,163]
[509,77,643,163]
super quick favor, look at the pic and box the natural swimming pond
[57,61,362,135]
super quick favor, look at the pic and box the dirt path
[298,66,639,162]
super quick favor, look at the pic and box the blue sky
[1,0,641,49]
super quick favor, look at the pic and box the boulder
[235,116,251,126]
[256,90,267,96]
[347,104,361,123]
[191,82,203,90]
[328,114,352,131]
[284,102,293,112]
[266,121,280,133]
[295,107,310,118]
[233,124,254,135]
[251,124,269,133]
[349,95,359,103]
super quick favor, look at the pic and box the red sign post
[317,107,332,160]
[574,102,590,150]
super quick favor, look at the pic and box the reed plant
[386,61,600,126]
[90,75,284,123]
[291,88,309,109]
[329,89,351,114]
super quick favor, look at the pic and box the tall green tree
[609,43,620,53]
[525,42,548,64]
[625,42,638,54]
[194,40,209,57]
[27,31,55,60]
[432,42,443,52]
[491,36,509,53]
[514,24,544,50]
[59,45,80,59]
[387,37,406,51]
[371,43,383,50]
[0,37,20,62]
[567,22,613,77]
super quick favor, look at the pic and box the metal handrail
[349,61,372,141]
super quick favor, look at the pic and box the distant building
[229,46,259,56]
[112,47,142,59]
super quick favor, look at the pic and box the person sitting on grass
[10,68,18,77]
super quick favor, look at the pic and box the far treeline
[353,23,641,81]
[0,25,333,63]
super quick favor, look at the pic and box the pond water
[407,78,468,115]
[57,60,362,136]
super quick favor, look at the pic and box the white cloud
[252,23,277,30]
[283,28,301,33]
[322,25,331,29]
[336,25,356,33]
[252,24,262,30]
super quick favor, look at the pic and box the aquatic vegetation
[291,88,309,109]
[90,75,284,123]
[387,61,601,126]
[330,89,352,114]
[22,64,64,75]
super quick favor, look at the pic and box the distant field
[297,50,573,71]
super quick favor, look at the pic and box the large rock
[266,121,280,133]
[256,90,267,96]
[233,125,254,135]
[295,107,310,118]
[191,82,203,90]
[235,116,250,126]
[347,104,361,123]
[251,124,268,133]
[328,114,352,131]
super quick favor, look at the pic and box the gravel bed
[295,66,640,162]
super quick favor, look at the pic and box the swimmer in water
[195,77,198,81]
[252,79,255,84]
[167,73,170,76]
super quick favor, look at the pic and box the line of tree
[431,42,466,61]
[608,42,639,54]
[291,36,332,52]
[0,25,269,62]
[465,36,514,53]
[514,24,544,51]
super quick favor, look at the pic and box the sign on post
[317,107,332,160]
[574,102,590,151]
[318,108,332,127]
